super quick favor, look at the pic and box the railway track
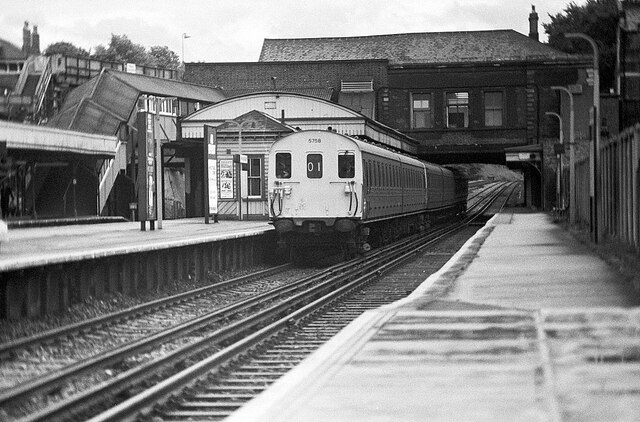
[0,182,518,421]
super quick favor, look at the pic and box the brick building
[185,8,592,209]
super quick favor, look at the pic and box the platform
[0,218,272,272]
[227,210,640,422]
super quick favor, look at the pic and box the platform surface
[227,211,640,422]
[0,219,272,271]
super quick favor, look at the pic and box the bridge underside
[417,143,544,210]
[417,143,525,165]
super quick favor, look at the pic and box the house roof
[0,38,26,60]
[259,30,580,65]
[48,69,226,136]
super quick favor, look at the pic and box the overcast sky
[1,0,586,63]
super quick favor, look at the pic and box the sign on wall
[136,112,156,221]
[219,159,234,199]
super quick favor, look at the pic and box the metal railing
[572,124,640,249]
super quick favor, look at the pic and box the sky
[1,0,586,63]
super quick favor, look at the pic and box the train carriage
[268,130,467,261]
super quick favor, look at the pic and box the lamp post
[545,112,563,212]
[181,33,191,64]
[551,85,575,225]
[566,32,600,242]
[224,120,249,221]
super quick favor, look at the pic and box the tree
[44,41,90,57]
[46,34,181,69]
[148,46,180,69]
[543,0,619,92]
[92,34,149,64]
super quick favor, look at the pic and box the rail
[33,56,53,118]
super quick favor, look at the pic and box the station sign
[204,125,218,218]
[233,154,248,164]
[505,152,541,162]
[136,112,157,221]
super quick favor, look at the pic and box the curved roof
[183,91,359,121]
[181,91,418,155]
[260,30,580,65]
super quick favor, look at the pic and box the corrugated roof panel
[71,101,121,136]
[92,74,138,120]
[110,71,226,103]
[57,76,97,114]
[47,106,75,129]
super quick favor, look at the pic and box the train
[268,130,468,261]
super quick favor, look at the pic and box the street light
[181,33,191,64]
[566,32,600,242]
[551,85,575,225]
[545,112,563,212]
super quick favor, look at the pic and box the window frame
[410,92,433,129]
[445,91,469,128]
[306,153,323,179]
[338,151,356,179]
[275,152,292,179]
[247,155,264,199]
[483,90,504,127]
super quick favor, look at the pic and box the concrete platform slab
[0,219,272,272]
[226,211,640,422]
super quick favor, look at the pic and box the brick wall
[185,60,389,102]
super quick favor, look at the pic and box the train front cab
[268,131,365,258]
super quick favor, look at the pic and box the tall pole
[181,33,191,64]
[566,32,600,243]
[551,86,575,224]
[545,112,563,212]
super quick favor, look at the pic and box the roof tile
[260,30,577,65]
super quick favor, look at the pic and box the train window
[307,154,323,178]
[338,153,355,178]
[363,161,368,186]
[275,153,291,178]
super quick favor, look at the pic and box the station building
[179,92,419,220]
[185,7,597,211]
[0,69,225,220]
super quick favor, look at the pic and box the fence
[571,124,640,249]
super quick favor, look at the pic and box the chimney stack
[529,5,539,41]
[22,21,31,56]
[31,25,40,55]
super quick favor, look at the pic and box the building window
[411,93,432,129]
[484,91,503,127]
[446,92,469,128]
[159,98,176,116]
[248,156,263,197]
